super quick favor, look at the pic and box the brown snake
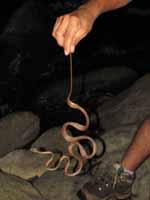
[31,54,97,176]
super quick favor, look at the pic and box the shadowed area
[0,1,149,199]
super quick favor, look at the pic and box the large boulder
[31,127,80,172]
[34,66,138,128]
[31,127,68,154]
[0,149,49,180]
[0,171,43,200]
[0,112,40,157]
[98,74,150,131]
[33,171,90,200]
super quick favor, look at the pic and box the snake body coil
[31,54,97,176]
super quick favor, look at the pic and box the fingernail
[64,50,68,56]
[71,46,75,53]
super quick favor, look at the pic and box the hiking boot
[81,163,135,200]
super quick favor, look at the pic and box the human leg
[81,118,150,200]
[121,119,150,172]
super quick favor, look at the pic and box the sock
[114,163,134,175]
[123,168,134,175]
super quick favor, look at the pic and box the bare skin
[52,0,132,55]
[121,119,150,171]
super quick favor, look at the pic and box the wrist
[79,0,105,20]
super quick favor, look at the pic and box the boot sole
[81,188,131,200]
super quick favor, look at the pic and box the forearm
[80,0,132,19]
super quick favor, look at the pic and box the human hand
[52,6,96,56]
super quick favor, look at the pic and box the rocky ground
[0,1,150,200]
[0,74,149,200]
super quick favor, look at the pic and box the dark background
[0,0,150,131]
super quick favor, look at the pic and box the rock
[31,127,68,154]
[98,74,150,131]
[85,66,138,93]
[32,127,92,174]
[0,149,50,180]
[91,124,150,200]
[2,1,46,37]
[104,124,138,152]
[34,65,138,129]
[33,171,90,200]
[0,171,43,200]
[132,162,150,200]
[31,122,150,199]
[0,112,40,157]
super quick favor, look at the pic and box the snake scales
[31,54,97,176]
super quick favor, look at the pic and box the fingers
[52,15,82,55]
[52,15,70,47]
[52,14,89,56]
[52,16,63,37]
[71,29,87,53]
[63,16,80,55]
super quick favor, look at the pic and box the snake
[31,54,97,176]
